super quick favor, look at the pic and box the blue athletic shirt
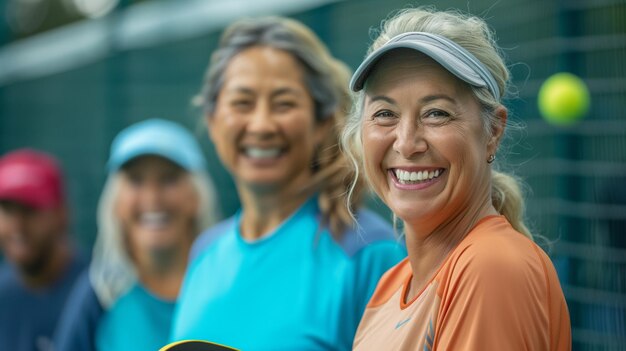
[96,284,175,351]
[171,197,406,350]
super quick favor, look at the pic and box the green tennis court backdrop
[0,0,624,350]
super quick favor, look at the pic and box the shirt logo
[36,336,53,351]
[423,319,434,351]
[395,317,412,329]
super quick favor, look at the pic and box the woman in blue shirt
[54,118,220,351]
[170,17,406,350]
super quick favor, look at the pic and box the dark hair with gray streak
[197,17,340,122]
[197,16,364,238]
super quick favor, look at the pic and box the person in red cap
[0,148,86,351]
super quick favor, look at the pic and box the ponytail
[491,170,532,239]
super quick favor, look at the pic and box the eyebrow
[270,87,302,99]
[368,95,397,105]
[420,94,457,104]
[225,86,303,98]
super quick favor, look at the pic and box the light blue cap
[350,32,501,101]
[108,118,206,172]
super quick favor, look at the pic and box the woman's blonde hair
[341,7,532,239]
[89,171,219,308]
[196,16,363,238]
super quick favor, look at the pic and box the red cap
[0,149,65,209]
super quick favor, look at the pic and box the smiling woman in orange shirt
[342,7,572,351]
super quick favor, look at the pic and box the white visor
[350,32,500,101]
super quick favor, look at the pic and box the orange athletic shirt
[353,216,571,351]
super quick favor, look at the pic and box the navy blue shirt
[53,271,103,351]
[0,255,86,351]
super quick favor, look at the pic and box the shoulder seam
[190,217,236,260]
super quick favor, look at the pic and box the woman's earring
[487,154,496,164]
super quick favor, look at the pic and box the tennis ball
[537,72,590,126]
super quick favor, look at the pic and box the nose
[247,103,278,135]
[138,181,164,209]
[393,117,428,159]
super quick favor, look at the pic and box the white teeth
[245,147,281,159]
[394,169,443,184]
[140,212,168,229]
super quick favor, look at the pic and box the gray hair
[196,16,343,122]
[89,170,219,308]
[341,7,532,239]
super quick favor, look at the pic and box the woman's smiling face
[207,46,327,194]
[116,156,198,257]
[361,50,498,229]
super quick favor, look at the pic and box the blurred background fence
[0,0,624,349]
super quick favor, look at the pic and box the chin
[145,242,180,255]
[389,204,430,225]
[242,178,287,192]
[19,254,49,276]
